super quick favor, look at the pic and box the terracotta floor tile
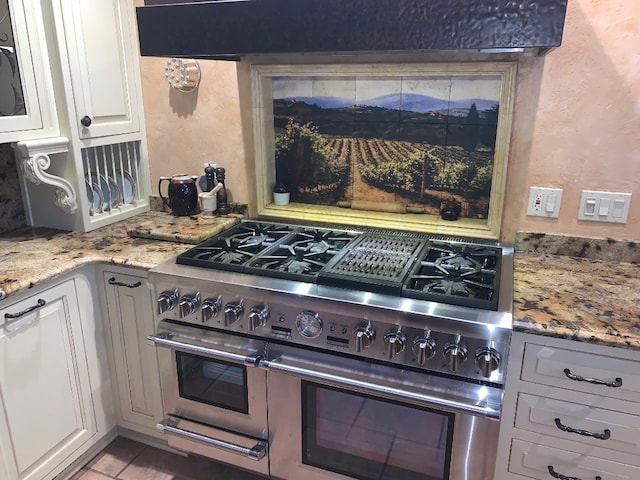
[68,468,115,480]
[84,437,146,477]
[117,445,199,480]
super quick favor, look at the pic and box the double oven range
[147,220,513,480]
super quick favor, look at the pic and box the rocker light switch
[578,191,631,223]
[584,198,596,216]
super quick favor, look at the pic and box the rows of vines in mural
[272,78,500,219]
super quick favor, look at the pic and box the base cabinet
[495,332,640,479]
[0,272,113,480]
[99,266,165,438]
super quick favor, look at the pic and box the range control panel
[152,278,508,385]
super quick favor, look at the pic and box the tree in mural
[275,119,349,201]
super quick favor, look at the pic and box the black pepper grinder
[204,163,216,192]
[215,167,229,215]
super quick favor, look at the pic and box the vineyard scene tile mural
[272,74,501,220]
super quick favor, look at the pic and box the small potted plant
[273,183,290,206]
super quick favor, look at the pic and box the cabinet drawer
[516,393,640,455]
[521,343,640,402]
[509,439,640,480]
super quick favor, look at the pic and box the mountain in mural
[279,93,498,115]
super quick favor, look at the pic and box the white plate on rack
[85,180,103,215]
[87,173,121,211]
[114,170,136,204]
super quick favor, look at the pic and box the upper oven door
[149,320,268,439]
[264,345,501,480]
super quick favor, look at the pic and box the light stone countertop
[513,233,640,351]
[2,220,639,352]
[0,212,240,301]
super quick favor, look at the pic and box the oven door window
[301,382,454,480]
[176,352,248,414]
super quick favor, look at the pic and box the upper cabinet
[12,0,151,232]
[0,0,58,143]
[55,0,140,139]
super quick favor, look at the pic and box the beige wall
[136,0,640,242]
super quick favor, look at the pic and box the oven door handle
[157,418,267,461]
[147,332,261,366]
[264,357,500,419]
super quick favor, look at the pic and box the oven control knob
[224,300,244,326]
[383,328,406,359]
[249,304,270,331]
[179,292,201,318]
[353,323,375,352]
[444,337,468,372]
[157,289,179,315]
[201,296,222,323]
[475,348,501,378]
[412,334,437,366]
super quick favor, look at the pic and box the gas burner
[244,229,358,282]
[176,221,295,272]
[225,222,294,245]
[402,241,501,309]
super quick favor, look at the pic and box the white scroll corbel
[12,137,77,214]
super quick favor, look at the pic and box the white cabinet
[99,266,165,439]
[13,0,151,232]
[495,332,640,480]
[0,271,114,480]
[0,0,58,143]
[55,0,140,139]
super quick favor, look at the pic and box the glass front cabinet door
[0,0,58,143]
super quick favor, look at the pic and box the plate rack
[82,141,144,216]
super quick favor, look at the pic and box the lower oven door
[148,320,269,475]
[264,345,501,480]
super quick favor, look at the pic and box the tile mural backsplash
[273,74,501,220]
[0,143,26,234]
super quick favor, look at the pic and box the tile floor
[70,436,265,480]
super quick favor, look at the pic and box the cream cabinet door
[0,280,97,480]
[54,0,140,139]
[100,268,164,438]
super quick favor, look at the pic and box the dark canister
[159,174,198,216]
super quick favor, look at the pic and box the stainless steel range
[148,220,513,480]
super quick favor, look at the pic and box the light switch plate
[578,190,631,223]
[527,187,563,218]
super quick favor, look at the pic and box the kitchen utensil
[159,174,199,216]
[198,183,223,217]
[336,200,425,214]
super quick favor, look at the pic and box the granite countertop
[2,219,639,352]
[0,212,241,301]
[513,233,640,351]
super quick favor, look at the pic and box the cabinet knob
[80,115,92,127]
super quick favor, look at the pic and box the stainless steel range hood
[136,0,568,60]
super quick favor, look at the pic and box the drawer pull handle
[548,465,601,480]
[554,418,611,440]
[4,298,46,319]
[563,368,623,388]
[108,277,142,289]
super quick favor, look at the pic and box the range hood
[136,0,568,60]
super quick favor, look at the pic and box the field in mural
[273,76,501,219]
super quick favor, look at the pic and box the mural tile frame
[252,62,516,240]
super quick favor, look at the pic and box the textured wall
[136,0,640,242]
[502,0,640,242]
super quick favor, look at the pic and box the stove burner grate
[243,228,358,282]
[403,242,501,309]
[176,221,296,271]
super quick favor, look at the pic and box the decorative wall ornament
[164,58,201,92]
[12,137,77,214]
